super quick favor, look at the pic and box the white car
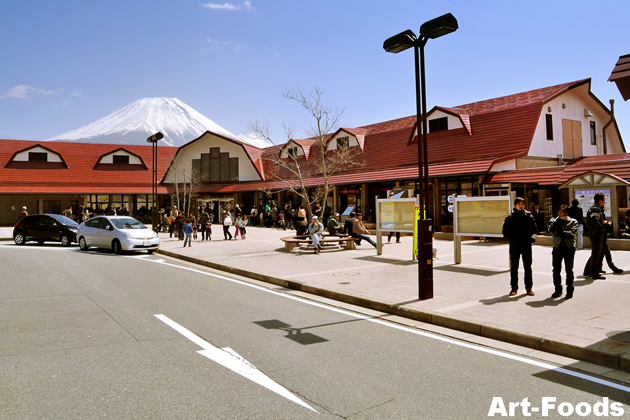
[77,216,159,254]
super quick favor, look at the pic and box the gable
[165,132,263,183]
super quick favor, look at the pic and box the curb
[157,249,630,373]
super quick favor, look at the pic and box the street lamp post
[384,13,458,300]
[147,132,164,232]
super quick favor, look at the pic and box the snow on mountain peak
[45,97,239,147]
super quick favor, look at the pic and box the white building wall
[163,132,262,183]
[13,146,62,162]
[281,141,305,158]
[528,84,612,159]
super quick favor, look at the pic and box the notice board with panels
[377,198,416,233]
[454,196,512,237]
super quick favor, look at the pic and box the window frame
[545,114,553,140]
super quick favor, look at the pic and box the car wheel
[113,239,123,255]
[147,249,154,254]
[61,235,71,247]
[79,237,89,251]
[14,233,26,245]
[37,240,45,245]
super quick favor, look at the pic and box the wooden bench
[281,234,356,252]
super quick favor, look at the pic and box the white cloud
[0,85,56,99]
[71,90,83,97]
[206,38,241,51]
[202,1,254,11]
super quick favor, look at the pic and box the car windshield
[111,217,146,230]
[49,214,78,227]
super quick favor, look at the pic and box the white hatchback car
[77,216,159,254]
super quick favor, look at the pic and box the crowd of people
[502,193,623,301]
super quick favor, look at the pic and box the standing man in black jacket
[502,197,539,296]
[583,192,609,280]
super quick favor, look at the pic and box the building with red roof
[1,78,628,235]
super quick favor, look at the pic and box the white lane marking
[154,314,317,413]
[147,258,630,394]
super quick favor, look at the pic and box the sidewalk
[4,225,630,372]
[154,226,630,373]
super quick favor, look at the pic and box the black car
[13,214,79,246]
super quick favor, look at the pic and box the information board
[454,196,511,237]
[575,189,611,218]
[377,198,416,232]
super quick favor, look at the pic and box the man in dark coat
[583,192,609,280]
[502,197,539,296]
[548,204,579,299]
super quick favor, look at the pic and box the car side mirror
[105,225,111,230]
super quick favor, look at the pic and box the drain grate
[606,331,630,343]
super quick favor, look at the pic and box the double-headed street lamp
[383,13,458,300]
[147,132,164,232]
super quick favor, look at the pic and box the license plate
[143,240,151,247]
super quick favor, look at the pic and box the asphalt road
[2,243,630,419]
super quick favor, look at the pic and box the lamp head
[383,29,417,53]
[147,132,164,143]
[420,13,458,39]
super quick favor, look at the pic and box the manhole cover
[606,331,630,343]
[338,282,351,285]
[332,272,361,277]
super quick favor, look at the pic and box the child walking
[235,215,243,238]
[183,221,193,247]
[240,216,247,239]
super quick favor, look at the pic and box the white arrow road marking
[155,314,317,413]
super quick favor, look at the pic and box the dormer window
[337,137,350,149]
[429,117,448,133]
[93,148,146,171]
[5,145,68,169]
[287,147,299,158]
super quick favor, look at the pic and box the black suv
[13,214,79,246]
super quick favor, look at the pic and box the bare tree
[167,154,202,217]
[249,87,364,220]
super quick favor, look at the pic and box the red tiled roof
[608,54,630,100]
[0,139,178,193]
[483,154,630,186]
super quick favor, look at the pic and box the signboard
[377,198,416,232]
[454,196,511,237]
[575,189,612,218]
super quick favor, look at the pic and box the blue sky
[1,0,629,149]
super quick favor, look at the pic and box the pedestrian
[205,214,213,241]
[169,206,178,238]
[183,220,193,247]
[63,205,73,219]
[19,206,28,221]
[199,208,209,241]
[271,204,279,228]
[388,231,401,243]
[278,210,285,230]
[175,211,186,241]
[353,213,377,248]
[502,197,538,296]
[239,216,247,239]
[307,216,325,254]
[81,207,90,222]
[284,204,293,230]
[583,192,608,280]
[250,206,258,227]
[189,213,197,240]
[568,199,584,250]
[548,204,578,299]
[297,205,307,221]
[234,215,243,238]
[597,206,623,274]
[223,211,233,240]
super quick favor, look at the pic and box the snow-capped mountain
[45,97,239,147]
